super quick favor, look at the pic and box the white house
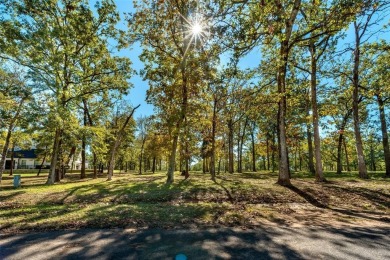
[5,149,50,169]
[5,149,89,170]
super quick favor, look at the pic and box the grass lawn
[0,170,389,233]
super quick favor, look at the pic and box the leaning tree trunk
[82,99,97,179]
[81,101,88,179]
[9,144,15,176]
[377,96,390,177]
[107,105,140,181]
[107,141,119,181]
[0,99,25,183]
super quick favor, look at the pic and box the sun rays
[177,11,210,57]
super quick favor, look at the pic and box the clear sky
[113,1,154,119]
[112,1,389,120]
[113,0,261,119]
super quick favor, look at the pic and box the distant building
[5,149,50,169]
[5,149,89,170]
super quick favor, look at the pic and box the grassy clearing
[0,170,389,233]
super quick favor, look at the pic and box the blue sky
[113,0,262,119]
[113,1,389,120]
[113,1,153,118]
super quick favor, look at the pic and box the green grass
[0,170,389,232]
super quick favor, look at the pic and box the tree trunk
[210,99,217,182]
[352,22,368,179]
[9,144,15,176]
[306,121,315,174]
[93,154,97,179]
[343,136,351,172]
[185,139,189,176]
[275,0,301,185]
[277,42,291,186]
[251,127,256,172]
[202,157,206,173]
[370,142,376,171]
[107,105,140,181]
[310,42,325,182]
[139,148,143,175]
[272,130,276,173]
[107,140,119,181]
[167,130,179,184]
[152,156,156,173]
[228,119,234,174]
[336,132,344,174]
[46,129,61,184]
[205,157,209,172]
[81,101,88,179]
[264,133,269,171]
[238,117,248,173]
[377,96,390,177]
[217,158,221,175]
[237,129,241,173]
[294,141,298,172]
[166,24,189,183]
[82,99,97,179]
[0,99,25,183]
[37,149,47,176]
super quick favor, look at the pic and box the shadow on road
[1,226,389,260]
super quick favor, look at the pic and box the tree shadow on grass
[215,182,234,203]
[286,183,390,223]
[286,185,328,208]
[0,191,25,201]
[326,185,390,206]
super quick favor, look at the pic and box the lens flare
[192,22,202,35]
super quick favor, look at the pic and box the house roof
[7,149,38,159]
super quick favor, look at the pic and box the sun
[191,22,202,35]
[176,10,210,57]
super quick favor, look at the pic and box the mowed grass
[0,170,389,233]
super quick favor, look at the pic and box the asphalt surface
[0,225,389,259]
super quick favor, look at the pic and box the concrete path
[1,226,389,259]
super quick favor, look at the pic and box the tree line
[0,0,389,186]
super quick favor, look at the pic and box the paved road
[0,226,389,259]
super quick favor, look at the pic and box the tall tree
[0,0,133,184]
[136,115,151,174]
[349,1,389,178]
[363,41,390,177]
[130,0,216,183]
[107,104,139,181]
[0,67,31,183]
